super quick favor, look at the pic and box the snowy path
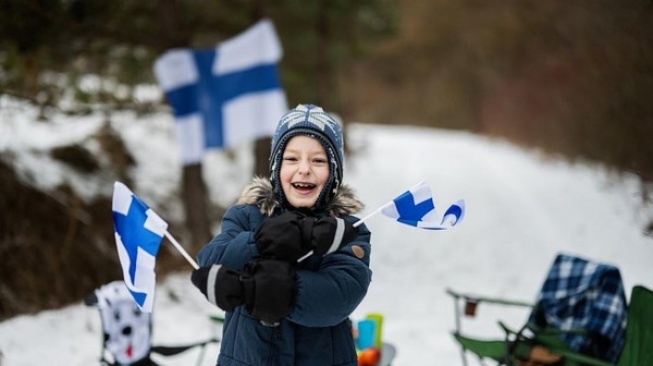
[1,122,651,366]
[347,125,652,365]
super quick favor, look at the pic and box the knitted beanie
[269,104,344,210]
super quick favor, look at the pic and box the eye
[114,310,120,321]
[313,157,327,164]
[283,156,298,162]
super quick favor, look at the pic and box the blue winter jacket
[196,178,372,366]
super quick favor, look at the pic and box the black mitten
[191,265,246,312]
[310,217,359,256]
[255,211,309,261]
[241,259,296,324]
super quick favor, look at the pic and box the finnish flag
[153,18,288,165]
[380,181,465,230]
[112,182,168,312]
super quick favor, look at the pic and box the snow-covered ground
[1,96,652,365]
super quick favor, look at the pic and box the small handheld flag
[297,181,465,262]
[379,181,465,230]
[112,182,167,312]
[112,182,198,312]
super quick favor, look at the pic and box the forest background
[1,0,651,320]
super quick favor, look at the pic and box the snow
[1,94,652,365]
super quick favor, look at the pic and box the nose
[122,326,132,336]
[297,159,310,174]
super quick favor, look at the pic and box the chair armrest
[497,321,614,366]
[151,338,219,356]
[446,288,534,308]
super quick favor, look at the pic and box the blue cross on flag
[380,181,465,230]
[112,182,168,312]
[153,18,288,165]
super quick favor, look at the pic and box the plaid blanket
[528,253,628,363]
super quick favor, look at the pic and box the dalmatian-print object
[94,281,153,364]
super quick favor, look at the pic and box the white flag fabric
[380,182,465,230]
[153,18,288,165]
[112,182,168,312]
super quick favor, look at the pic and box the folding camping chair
[614,285,653,366]
[85,281,219,366]
[483,284,653,366]
[447,253,651,366]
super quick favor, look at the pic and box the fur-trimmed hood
[237,176,365,217]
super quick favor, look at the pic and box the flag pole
[351,180,425,228]
[164,231,199,269]
[353,203,389,228]
[297,202,390,263]
[352,180,426,226]
[296,181,428,262]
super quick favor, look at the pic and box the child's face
[280,135,330,209]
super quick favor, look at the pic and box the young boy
[191,104,372,366]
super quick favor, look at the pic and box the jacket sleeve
[288,219,372,327]
[195,204,261,270]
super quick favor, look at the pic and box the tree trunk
[182,164,212,249]
[316,0,332,106]
[156,0,211,250]
[255,137,272,178]
[251,0,273,179]
[155,0,189,49]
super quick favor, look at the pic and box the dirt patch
[0,158,185,320]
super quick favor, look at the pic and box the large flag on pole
[379,181,465,230]
[112,182,168,312]
[153,18,288,165]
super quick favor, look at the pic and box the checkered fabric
[528,253,628,363]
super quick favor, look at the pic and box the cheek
[279,166,293,183]
[316,167,330,185]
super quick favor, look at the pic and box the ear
[84,292,99,306]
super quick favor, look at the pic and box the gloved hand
[255,211,309,261]
[191,265,247,312]
[309,217,359,256]
[242,259,297,325]
[191,260,296,325]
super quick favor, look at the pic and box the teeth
[292,183,315,189]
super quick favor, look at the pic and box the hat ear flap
[269,148,287,207]
[311,145,340,210]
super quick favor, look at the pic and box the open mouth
[292,182,316,192]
